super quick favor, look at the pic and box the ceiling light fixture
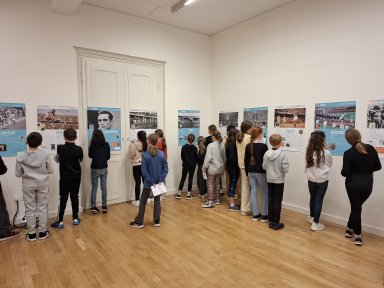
[171,0,196,13]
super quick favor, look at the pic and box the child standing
[201,131,226,208]
[305,131,333,231]
[89,129,110,214]
[130,133,168,228]
[15,132,54,241]
[196,136,207,198]
[127,131,147,206]
[262,134,289,230]
[51,128,83,228]
[245,127,269,222]
[225,128,240,211]
[175,134,197,200]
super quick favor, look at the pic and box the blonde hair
[147,133,159,156]
[269,134,283,147]
[345,128,367,155]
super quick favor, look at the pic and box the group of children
[175,122,380,245]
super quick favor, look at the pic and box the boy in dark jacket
[51,128,83,228]
[175,134,197,200]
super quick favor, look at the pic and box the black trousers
[59,177,81,221]
[345,175,373,235]
[132,165,143,201]
[197,164,207,195]
[0,183,11,236]
[178,166,196,192]
[268,183,284,224]
[227,165,240,197]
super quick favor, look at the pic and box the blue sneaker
[73,218,81,225]
[51,220,64,229]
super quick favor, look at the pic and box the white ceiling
[51,0,296,35]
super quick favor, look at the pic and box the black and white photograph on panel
[129,110,158,130]
[367,99,384,129]
[219,111,238,128]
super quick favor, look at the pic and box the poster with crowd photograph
[218,110,239,137]
[273,105,306,152]
[37,105,79,154]
[367,99,384,158]
[129,109,158,142]
[0,102,27,157]
[244,107,268,144]
[178,110,200,146]
[314,101,356,156]
[87,107,121,151]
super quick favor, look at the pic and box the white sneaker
[306,216,314,224]
[310,222,324,231]
[201,200,214,208]
[132,200,140,207]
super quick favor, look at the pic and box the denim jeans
[249,173,268,216]
[308,180,328,223]
[91,168,108,207]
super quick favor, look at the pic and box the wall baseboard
[283,202,384,237]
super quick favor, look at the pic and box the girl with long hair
[196,136,207,197]
[236,121,253,215]
[341,128,381,245]
[130,133,168,228]
[89,129,110,214]
[225,128,240,211]
[127,131,147,206]
[305,131,333,231]
[244,127,269,221]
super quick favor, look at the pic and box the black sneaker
[51,220,64,229]
[261,215,269,223]
[130,222,144,229]
[102,206,108,213]
[352,235,363,246]
[228,204,240,212]
[0,230,20,242]
[91,207,100,214]
[186,193,194,200]
[174,193,182,199]
[252,214,262,221]
[25,233,37,242]
[39,230,50,240]
[345,228,354,238]
[268,222,275,229]
[154,220,161,227]
[273,222,285,230]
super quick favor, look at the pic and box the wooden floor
[1,195,383,288]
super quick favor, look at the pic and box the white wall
[212,0,384,235]
[0,0,212,220]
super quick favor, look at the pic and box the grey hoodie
[15,150,54,188]
[262,148,289,183]
[203,141,226,175]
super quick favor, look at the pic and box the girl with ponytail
[341,128,381,246]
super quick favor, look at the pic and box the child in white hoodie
[127,131,147,206]
[262,134,289,230]
[15,132,54,241]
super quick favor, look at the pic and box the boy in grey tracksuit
[15,132,54,241]
[262,134,289,230]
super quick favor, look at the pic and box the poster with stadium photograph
[367,99,384,158]
[178,110,200,146]
[37,105,79,154]
[129,109,158,142]
[0,102,27,157]
[314,101,356,156]
[218,110,239,137]
[273,105,306,152]
[244,107,268,144]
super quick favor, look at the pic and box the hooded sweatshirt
[305,150,333,183]
[181,143,198,169]
[203,141,226,175]
[15,150,54,188]
[262,148,289,183]
[127,141,144,166]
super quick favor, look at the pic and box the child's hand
[203,172,207,180]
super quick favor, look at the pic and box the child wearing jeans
[89,129,110,214]
[305,131,333,231]
[130,133,168,228]
[262,134,289,230]
[51,128,83,228]
[15,132,54,241]
[201,131,226,208]
[175,134,197,200]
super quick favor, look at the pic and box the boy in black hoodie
[175,134,197,199]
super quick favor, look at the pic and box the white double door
[77,48,164,208]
